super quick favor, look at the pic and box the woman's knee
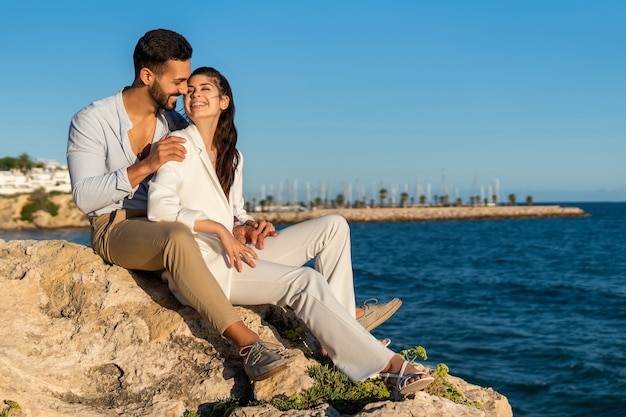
[323,214,350,236]
[291,267,327,292]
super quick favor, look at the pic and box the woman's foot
[381,355,434,400]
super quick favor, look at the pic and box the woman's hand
[216,226,258,272]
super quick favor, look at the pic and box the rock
[0,193,89,230]
[0,194,32,229]
[0,239,512,417]
[31,194,89,228]
[0,239,312,416]
[231,391,502,417]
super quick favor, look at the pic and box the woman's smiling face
[184,74,230,121]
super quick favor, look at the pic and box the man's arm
[68,109,186,215]
[67,113,134,214]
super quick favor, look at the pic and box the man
[67,28,286,381]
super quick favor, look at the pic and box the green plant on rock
[204,397,241,417]
[263,362,390,415]
[398,347,481,409]
[424,363,482,410]
[1,400,21,417]
[202,361,390,417]
[194,344,484,416]
[400,345,428,362]
[20,188,59,221]
[261,307,313,357]
[198,317,483,417]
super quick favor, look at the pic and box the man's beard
[149,82,177,111]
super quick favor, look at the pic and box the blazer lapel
[187,125,230,207]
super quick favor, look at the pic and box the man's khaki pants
[89,209,240,334]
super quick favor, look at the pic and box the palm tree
[508,193,516,206]
[400,192,409,208]
[419,195,426,206]
[266,195,274,210]
[379,188,387,208]
[336,193,345,208]
[526,195,533,206]
[16,153,34,172]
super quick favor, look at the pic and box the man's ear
[138,67,154,86]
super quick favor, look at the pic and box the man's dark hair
[133,29,192,78]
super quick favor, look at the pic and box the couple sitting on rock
[67,28,433,399]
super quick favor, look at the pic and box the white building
[0,159,71,195]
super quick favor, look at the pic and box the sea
[1,201,624,417]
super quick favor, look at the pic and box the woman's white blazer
[147,124,252,297]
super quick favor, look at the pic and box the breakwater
[254,205,589,224]
[0,193,588,230]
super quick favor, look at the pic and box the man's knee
[163,222,197,247]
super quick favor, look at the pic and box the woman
[148,67,433,397]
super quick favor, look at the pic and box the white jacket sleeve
[147,143,208,232]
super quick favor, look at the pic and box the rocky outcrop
[0,194,89,230]
[0,239,513,417]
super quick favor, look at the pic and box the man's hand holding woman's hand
[233,220,278,249]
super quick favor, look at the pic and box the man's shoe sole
[249,362,288,381]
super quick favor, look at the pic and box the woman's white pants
[228,214,394,381]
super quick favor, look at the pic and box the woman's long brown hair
[189,66,240,197]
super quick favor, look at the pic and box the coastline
[253,205,589,224]
[0,193,588,230]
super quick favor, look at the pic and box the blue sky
[1,0,624,203]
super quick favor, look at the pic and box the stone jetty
[254,205,588,224]
[0,193,587,230]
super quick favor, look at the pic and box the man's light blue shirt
[67,89,186,218]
